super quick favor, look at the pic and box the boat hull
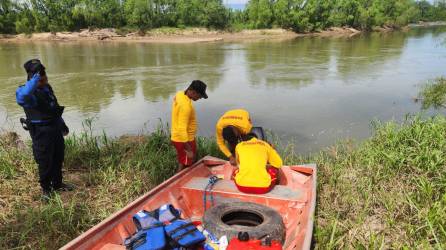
[61,156,317,250]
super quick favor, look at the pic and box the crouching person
[232,133,282,194]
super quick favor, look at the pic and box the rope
[203,175,221,213]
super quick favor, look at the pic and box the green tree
[30,0,79,32]
[75,0,125,29]
[431,0,446,21]
[417,0,434,20]
[0,0,18,34]
[246,0,274,29]
[15,5,35,34]
[124,0,156,29]
[2,0,446,35]
[329,0,361,27]
[203,0,229,29]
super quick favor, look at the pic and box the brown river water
[1,26,445,154]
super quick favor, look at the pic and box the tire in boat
[203,202,285,243]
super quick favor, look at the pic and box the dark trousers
[29,123,65,191]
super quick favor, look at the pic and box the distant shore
[1,22,444,44]
[0,27,364,44]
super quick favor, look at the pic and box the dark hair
[244,132,258,140]
[24,59,46,80]
[186,80,208,99]
[223,126,238,144]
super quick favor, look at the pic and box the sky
[223,0,249,4]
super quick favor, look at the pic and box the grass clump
[301,115,446,249]
[418,77,446,109]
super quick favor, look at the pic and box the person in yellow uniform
[216,109,252,165]
[171,80,208,171]
[233,133,283,194]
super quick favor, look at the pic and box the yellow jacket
[235,138,282,188]
[171,91,197,142]
[215,109,252,157]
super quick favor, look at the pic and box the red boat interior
[61,157,316,250]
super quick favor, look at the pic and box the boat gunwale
[300,163,317,250]
[60,156,223,250]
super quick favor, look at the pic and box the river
[1,26,445,154]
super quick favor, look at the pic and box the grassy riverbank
[0,116,445,249]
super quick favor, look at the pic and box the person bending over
[216,109,252,165]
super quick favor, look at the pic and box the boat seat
[181,177,306,202]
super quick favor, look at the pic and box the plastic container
[226,238,282,250]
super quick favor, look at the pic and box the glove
[62,122,69,136]
[28,73,41,83]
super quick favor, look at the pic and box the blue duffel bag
[164,220,206,248]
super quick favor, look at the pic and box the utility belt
[20,117,58,131]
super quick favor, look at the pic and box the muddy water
[1,27,445,154]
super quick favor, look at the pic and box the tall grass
[302,115,446,249]
[0,116,445,249]
[418,77,446,109]
[0,121,224,249]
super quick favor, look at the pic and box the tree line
[243,0,446,32]
[1,0,446,34]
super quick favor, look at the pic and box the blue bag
[164,220,206,248]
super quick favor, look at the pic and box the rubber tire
[203,202,285,243]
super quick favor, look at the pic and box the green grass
[305,115,446,249]
[0,121,224,249]
[418,77,446,109]
[0,116,445,249]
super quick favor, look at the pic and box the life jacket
[125,210,166,250]
[153,204,181,223]
[164,220,206,248]
[125,204,205,250]
[22,85,64,123]
[153,204,205,248]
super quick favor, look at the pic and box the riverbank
[0,115,445,248]
[4,22,443,44]
[4,22,445,44]
[0,27,363,44]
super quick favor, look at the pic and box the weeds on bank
[299,115,446,249]
[418,77,446,109]
[0,132,32,179]
[1,116,445,249]
[0,121,223,249]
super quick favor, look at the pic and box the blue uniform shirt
[16,74,64,124]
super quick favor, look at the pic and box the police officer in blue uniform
[16,59,74,200]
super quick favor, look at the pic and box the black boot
[41,189,53,202]
[53,182,75,192]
